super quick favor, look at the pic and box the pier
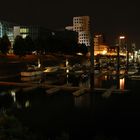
[0,81,129,97]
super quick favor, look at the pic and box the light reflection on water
[120,78,125,90]
[2,74,126,111]
[10,90,16,102]
[74,93,91,108]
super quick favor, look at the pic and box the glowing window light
[119,36,125,39]
[22,34,27,38]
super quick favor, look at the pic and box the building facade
[94,34,108,55]
[65,16,91,46]
[0,21,15,43]
[73,16,90,46]
[14,26,51,41]
[118,36,127,54]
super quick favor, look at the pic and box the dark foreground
[0,77,140,140]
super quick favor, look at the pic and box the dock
[102,86,117,98]
[0,81,129,97]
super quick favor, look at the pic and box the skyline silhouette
[0,0,139,47]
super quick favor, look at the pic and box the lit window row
[20,28,29,33]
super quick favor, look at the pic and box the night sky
[1,0,140,48]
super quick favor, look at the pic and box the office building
[118,36,127,54]
[94,34,108,55]
[65,16,90,46]
[73,16,90,46]
[0,20,15,43]
[14,26,51,41]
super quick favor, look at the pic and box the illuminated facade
[0,21,15,43]
[14,26,29,39]
[73,16,90,46]
[119,36,126,53]
[14,26,51,40]
[94,34,108,55]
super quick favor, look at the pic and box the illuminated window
[22,34,27,38]
[20,28,29,33]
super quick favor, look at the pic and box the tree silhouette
[76,43,88,55]
[13,35,26,57]
[24,35,35,54]
[34,37,46,54]
[0,34,11,55]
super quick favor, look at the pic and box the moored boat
[21,70,43,77]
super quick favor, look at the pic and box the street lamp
[119,36,129,74]
[117,36,126,73]
[116,35,125,89]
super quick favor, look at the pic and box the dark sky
[1,0,140,48]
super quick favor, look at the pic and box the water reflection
[79,74,126,90]
[94,77,102,88]
[74,94,90,108]
[120,78,125,90]
[104,75,107,80]
[25,100,30,108]
[79,78,90,88]
[10,90,16,102]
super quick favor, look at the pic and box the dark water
[0,75,140,139]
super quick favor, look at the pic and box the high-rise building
[65,16,90,46]
[73,16,90,32]
[73,16,90,46]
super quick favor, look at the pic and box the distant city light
[25,100,30,108]
[102,50,107,55]
[66,69,69,73]
[76,52,83,56]
[38,59,41,68]
[119,36,125,39]
[11,90,16,102]
[66,59,69,67]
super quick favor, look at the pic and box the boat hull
[21,71,43,77]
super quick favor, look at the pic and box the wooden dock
[102,86,117,98]
[0,81,129,97]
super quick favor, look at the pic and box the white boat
[75,70,83,74]
[128,69,138,75]
[21,70,43,77]
[44,66,59,73]
[130,75,140,80]
[21,60,44,77]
